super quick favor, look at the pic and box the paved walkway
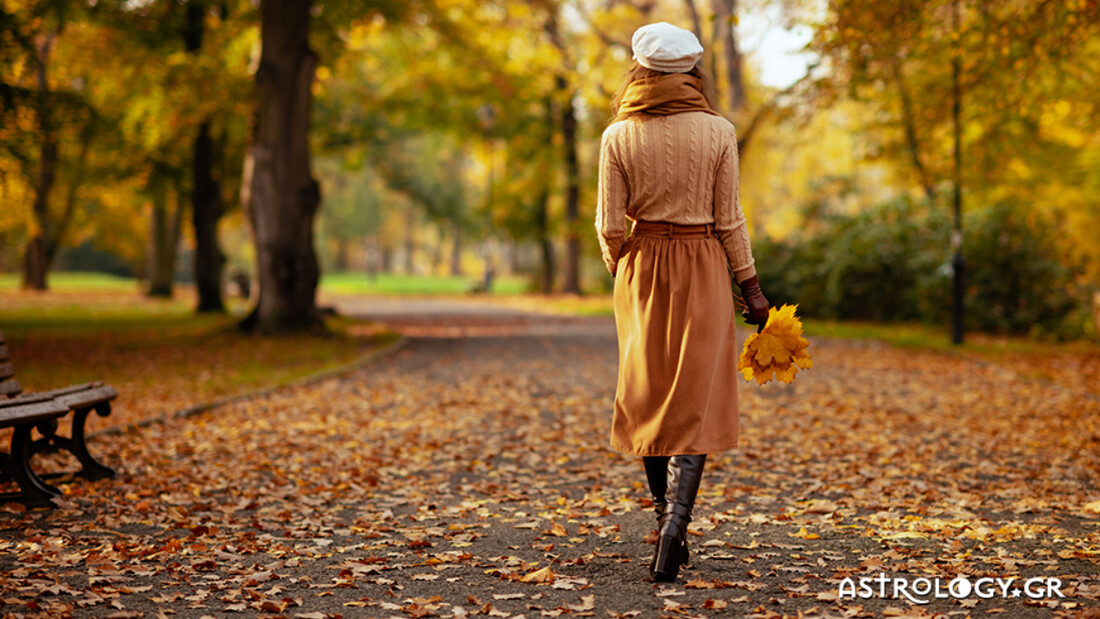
[330,296,617,338]
[1,296,1097,618]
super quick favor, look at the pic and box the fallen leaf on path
[520,566,555,584]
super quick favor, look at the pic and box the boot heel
[652,533,683,581]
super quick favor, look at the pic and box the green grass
[2,270,532,297]
[802,319,951,349]
[802,318,1098,357]
[320,272,529,295]
[0,271,141,292]
[0,296,207,337]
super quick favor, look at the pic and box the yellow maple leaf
[739,365,755,381]
[775,363,798,384]
[752,333,792,366]
[753,366,775,385]
[738,304,813,385]
[520,566,555,583]
[790,526,820,540]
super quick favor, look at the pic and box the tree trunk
[193,122,227,311]
[950,0,965,345]
[536,187,555,294]
[537,97,557,294]
[381,245,392,273]
[683,0,703,42]
[559,77,581,295]
[543,9,579,294]
[891,61,936,202]
[22,239,48,291]
[187,2,227,313]
[148,180,177,298]
[335,237,349,272]
[48,123,93,272]
[23,31,59,291]
[450,217,463,276]
[404,207,415,275]
[713,0,745,113]
[241,0,323,333]
[24,131,55,289]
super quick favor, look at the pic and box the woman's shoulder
[677,111,737,136]
[602,119,633,141]
[603,113,737,146]
[680,113,738,151]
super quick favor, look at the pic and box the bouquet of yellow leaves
[738,304,813,384]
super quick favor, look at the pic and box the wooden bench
[0,395,71,506]
[0,330,119,506]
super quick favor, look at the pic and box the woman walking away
[594,21,770,582]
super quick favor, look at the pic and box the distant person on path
[595,22,770,582]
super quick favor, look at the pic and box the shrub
[963,202,1083,336]
[751,198,1088,337]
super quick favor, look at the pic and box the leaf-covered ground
[0,290,396,432]
[1,306,1098,619]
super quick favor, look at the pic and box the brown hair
[609,61,719,123]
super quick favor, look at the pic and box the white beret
[631,22,704,73]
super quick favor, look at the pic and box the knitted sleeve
[713,131,756,283]
[596,126,629,276]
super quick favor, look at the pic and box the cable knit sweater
[595,112,756,282]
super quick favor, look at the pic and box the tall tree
[185,0,228,313]
[545,5,582,295]
[313,2,564,290]
[147,165,184,296]
[241,0,322,333]
[24,19,61,291]
[537,98,557,294]
[0,0,87,290]
[808,0,1100,337]
[712,0,745,113]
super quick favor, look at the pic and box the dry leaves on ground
[0,316,1098,619]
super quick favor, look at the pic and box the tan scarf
[616,73,719,120]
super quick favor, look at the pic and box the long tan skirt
[610,221,740,456]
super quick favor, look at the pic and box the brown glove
[738,276,770,327]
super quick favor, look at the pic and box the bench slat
[38,382,95,396]
[0,379,21,397]
[0,397,69,427]
[46,384,119,409]
[3,393,56,406]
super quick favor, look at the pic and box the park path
[1,296,1098,619]
[328,296,618,338]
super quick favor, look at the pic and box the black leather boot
[643,456,690,573]
[651,454,706,582]
[642,456,670,518]
[643,456,674,573]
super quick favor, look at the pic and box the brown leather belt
[631,219,714,238]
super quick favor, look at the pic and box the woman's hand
[737,276,770,326]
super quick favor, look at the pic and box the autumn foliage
[738,305,813,384]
